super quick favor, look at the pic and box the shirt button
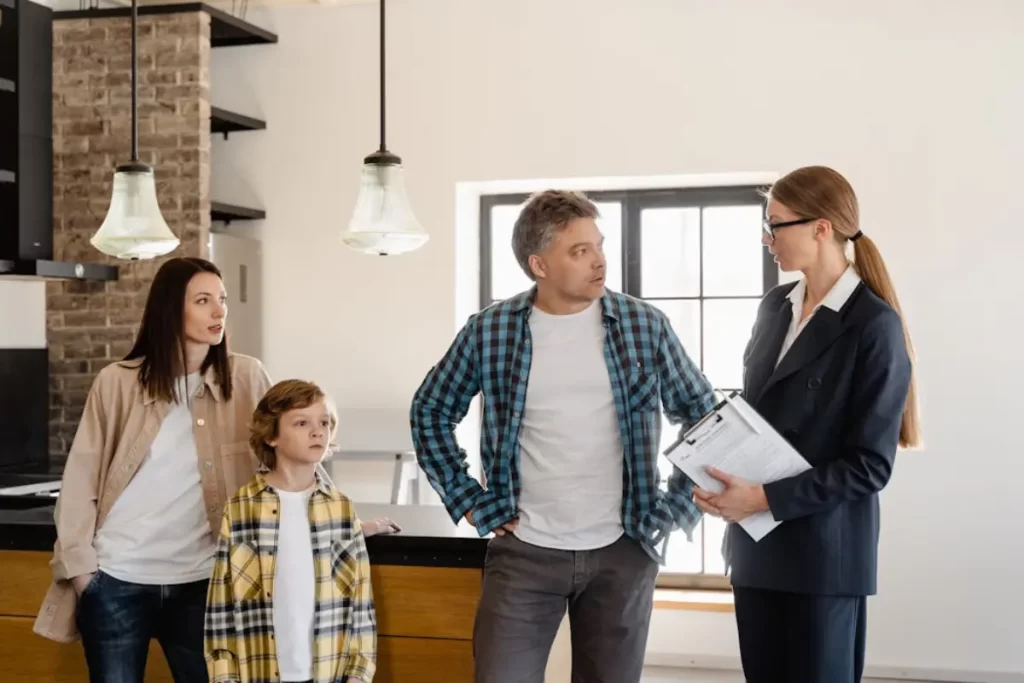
[196,418,205,426]
[513,411,521,418]
[204,461,212,469]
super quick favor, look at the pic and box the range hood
[0,0,118,282]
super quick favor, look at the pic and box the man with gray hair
[410,189,716,683]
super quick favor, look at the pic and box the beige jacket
[33,353,273,643]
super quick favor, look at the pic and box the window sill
[653,588,735,613]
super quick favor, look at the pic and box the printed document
[664,394,811,541]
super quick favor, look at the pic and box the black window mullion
[644,295,766,301]
[479,195,496,307]
[698,206,705,370]
[623,194,642,297]
[700,518,707,574]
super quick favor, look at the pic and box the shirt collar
[510,286,619,321]
[195,365,223,402]
[253,468,337,499]
[119,357,223,405]
[787,265,861,314]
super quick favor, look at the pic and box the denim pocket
[78,570,104,600]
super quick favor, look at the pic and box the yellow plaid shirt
[204,472,376,683]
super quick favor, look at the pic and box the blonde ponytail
[852,235,922,449]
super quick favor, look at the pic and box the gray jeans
[473,532,659,683]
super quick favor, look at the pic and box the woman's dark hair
[124,257,233,403]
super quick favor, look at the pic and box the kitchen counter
[0,496,487,683]
[0,471,63,490]
[0,494,487,564]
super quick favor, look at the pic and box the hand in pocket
[71,572,96,597]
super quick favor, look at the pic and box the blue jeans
[75,571,210,683]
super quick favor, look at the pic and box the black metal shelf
[211,201,265,225]
[0,259,118,281]
[206,4,277,47]
[211,106,266,139]
[54,3,278,48]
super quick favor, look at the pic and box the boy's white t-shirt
[273,487,316,682]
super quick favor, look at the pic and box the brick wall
[47,11,212,462]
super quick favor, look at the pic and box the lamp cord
[130,0,139,162]
[378,0,386,154]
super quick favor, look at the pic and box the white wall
[0,280,47,349]
[210,0,1024,676]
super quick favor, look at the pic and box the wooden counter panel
[376,635,474,683]
[371,564,481,640]
[0,615,172,683]
[0,550,52,617]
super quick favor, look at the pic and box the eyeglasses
[762,217,817,241]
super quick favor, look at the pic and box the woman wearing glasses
[692,166,921,683]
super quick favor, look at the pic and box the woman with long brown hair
[34,257,272,682]
[692,166,920,683]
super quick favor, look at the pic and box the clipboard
[663,391,811,542]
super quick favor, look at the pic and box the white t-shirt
[514,300,625,551]
[273,488,316,682]
[95,372,217,584]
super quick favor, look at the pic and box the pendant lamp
[340,0,428,256]
[90,0,179,260]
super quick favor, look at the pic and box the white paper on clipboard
[663,392,811,542]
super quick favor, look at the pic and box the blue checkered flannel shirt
[409,288,716,562]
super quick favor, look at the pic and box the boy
[205,379,376,683]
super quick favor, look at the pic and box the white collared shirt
[776,265,862,366]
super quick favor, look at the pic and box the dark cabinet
[13,132,51,259]
[13,0,50,141]
[0,349,49,472]
[0,0,54,259]
[0,0,16,86]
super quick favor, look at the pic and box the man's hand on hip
[465,510,519,536]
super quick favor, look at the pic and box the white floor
[640,667,983,683]
[642,668,743,683]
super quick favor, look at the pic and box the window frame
[479,185,778,589]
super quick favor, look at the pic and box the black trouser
[733,586,867,683]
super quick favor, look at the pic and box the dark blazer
[725,279,912,596]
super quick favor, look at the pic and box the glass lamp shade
[341,155,429,256]
[91,163,179,260]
